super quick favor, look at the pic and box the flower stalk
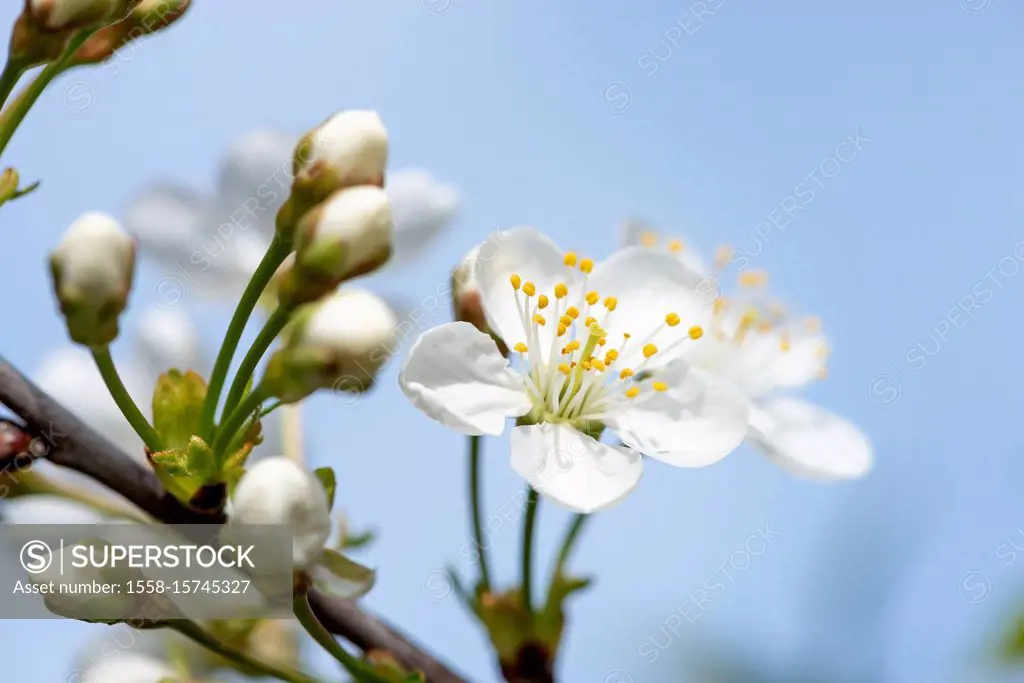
[91,347,162,452]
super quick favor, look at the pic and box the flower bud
[25,0,140,32]
[279,110,388,235]
[451,244,508,356]
[277,186,392,308]
[228,457,331,569]
[67,0,191,66]
[49,211,136,347]
[31,540,139,619]
[263,289,398,403]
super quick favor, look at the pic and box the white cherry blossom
[400,227,750,513]
[623,220,872,480]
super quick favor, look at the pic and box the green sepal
[152,370,207,450]
[313,467,336,510]
[310,548,376,599]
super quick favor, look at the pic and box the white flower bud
[80,653,179,683]
[450,245,507,354]
[28,0,138,31]
[279,186,392,306]
[49,212,136,347]
[228,457,331,569]
[303,110,388,187]
[278,111,389,236]
[263,289,398,403]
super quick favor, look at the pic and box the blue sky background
[2,1,1024,681]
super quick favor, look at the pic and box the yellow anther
[584,316,597,328]
[598,338,607,346]
[510,274,522,290]
[554,283,569,299]
[713,297,729,314]
[639,231,658,247]
[581,359,593,370]
[591,358,607,371]
[665,312,681,327]
[818,344,830,359]
[557,323,568,337]
[604,297,618,311]
[625,386,640,398]
[757,321,774,333]
[558,363,571,375]
[559,315,573,327]
[533,313,546,326]
[714,245,733,266]
[667,239,684,253]
[805,316,821,332]
[739,308,759,326]
[605,349,619,361]
[523,281,536,297]
[579,258,594,274]
[623,332,631,339]
[652,381,668,392]
[619,368,634,380]
[585,291,599,305]
[566,306,580,319]
[563,252,578,267]
[565,340,581,352]
[642,343,658,358]
[514,342,528,353]
[817,367,829,379]
[738,269,768,287]
[688,325,704,340]
[780,331,791,352]
[537,294,549,309]
[769,302,787,317]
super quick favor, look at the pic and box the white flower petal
[509,423,642,513]
[607,361,749,467]
[122,184,210,264]
[136,308,205,377]
[386,168,459,265]
[620,219,708,274]
[81,653,178,683]
[475,227,576,362]
[588,246,710,369]
[216,128,298,240]
[748,397,872,480]
[399,322,531,435]
[1,495,105,524]
[35,348,148,461]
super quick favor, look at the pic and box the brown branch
[0,354,468,683]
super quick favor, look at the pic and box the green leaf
[313,467,336,510]
[152,370,208,450]
[185,436,216,481]
[311,548,376,599]
[150,448,190,477]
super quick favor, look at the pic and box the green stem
[199,236,291,439]
[169,620,321,683]
[212,385,267,456]
[0,59,27,112]
[260,399,284,418]
[469,435,492,592]
[0,30,93,158]
[552,513,589,579]
[292,593,391,683]
[521,486,540,614]
[220,305,291,423]
[91,347,162,452]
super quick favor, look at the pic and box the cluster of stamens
[638,231,830,380]
[508,251,704,425]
